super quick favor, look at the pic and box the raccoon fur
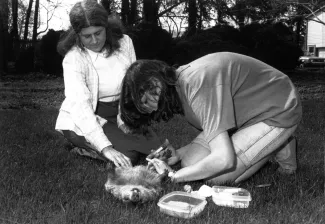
[105,165,167,203]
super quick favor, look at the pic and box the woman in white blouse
[55,0,161,167]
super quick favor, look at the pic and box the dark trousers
[62,101,161,164]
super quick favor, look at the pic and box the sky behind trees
[24,0,79,32]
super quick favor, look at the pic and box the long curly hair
[57,0,123,57]
[120,60,184,134]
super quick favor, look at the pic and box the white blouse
[55,35,136,152]
[86,48,126,102]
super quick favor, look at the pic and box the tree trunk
[0,0,9,76]
[198,0,204,31]
[101,0,112,14]
[129,0,137,25]
[234,0,246,29]
[24,0,33,41]
[296,17,302,47]
[11,0,19,61]
[32,0,39,45]
[143,0,158,26]
[187,0,197,36]
[11,0,19,39]
[121,0,130,25]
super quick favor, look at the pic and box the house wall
[319,48,325,57]
[307,12,325,57]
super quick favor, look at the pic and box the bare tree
[101,0,113,14]
[268,0,324,48]
[157,0,186,37]
[32,0,39,44]
[24,0,34,41]
[121,0,130,25]
[11,0,19,40]
[271,0,325,25]
[0,0,9,75]
[187,0,197,35]
[293,1,325,25]
[143,0,159,25]
[129,0,137,25]
[10,0,20,61]
[37,0,61,37]
[209,0,291,27]
[18,3,28,38]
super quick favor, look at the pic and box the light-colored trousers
[181,122,298,184]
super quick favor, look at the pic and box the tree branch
[157,0,186,17]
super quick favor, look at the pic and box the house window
[308,45,316,56]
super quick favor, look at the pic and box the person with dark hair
[119,52,302,184]
[55,0,161,167]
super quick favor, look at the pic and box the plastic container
[211,186,252,208]
[157,191,207,219]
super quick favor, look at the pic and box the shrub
[171,25,248,65]
[248,22,303,69]
[171,22,302,70]
[38,29,64,75]
[127,23,174,63]
[15,46,35,73]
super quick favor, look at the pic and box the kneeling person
[118,52,302,184]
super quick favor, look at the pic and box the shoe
[275,136,297,174]
[277,166,296,175]
[62,141,74,151]
[71,147,107,162]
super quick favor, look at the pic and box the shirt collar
[85,48,108,61]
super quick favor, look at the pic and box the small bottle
[184,184,192,193]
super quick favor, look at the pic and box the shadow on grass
[0,102,324,224]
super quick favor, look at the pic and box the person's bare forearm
[172,155,230,182]
[173,131,235,182]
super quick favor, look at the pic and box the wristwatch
[168,170,176,181]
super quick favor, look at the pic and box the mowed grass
[0,70,324,224]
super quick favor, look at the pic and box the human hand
[117,113,132,134]
[147,158,173,175]
[101,146,132,167]
[166,145,181,166]
[146,144,180,171]
[146,145,172,162]
[146,140,178,163]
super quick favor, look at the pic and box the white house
[305,6,325,57]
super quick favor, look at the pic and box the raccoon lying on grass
[105,140,172,203]
[105,165,168,203]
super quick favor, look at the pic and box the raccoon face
[121,187,140,203]
[105,165,166,203]
[110,185,160,203]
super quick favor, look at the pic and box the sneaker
[275,136,297,174]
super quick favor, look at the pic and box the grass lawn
[0,70,324,224]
